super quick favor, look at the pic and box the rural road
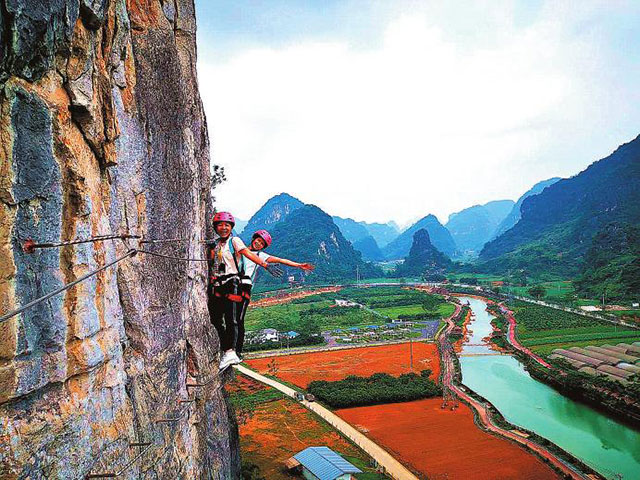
[234,364,420,480]
[499,304,552,368]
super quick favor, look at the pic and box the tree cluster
[307,370,441,408]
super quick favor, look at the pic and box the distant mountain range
[332,216,399,247]
[445,200,514,257]
[238,133,640,298]
[352,235,385,262]
[382,214,456,260]
[480,134,640,285]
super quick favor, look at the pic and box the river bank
[454,296,640,480]
[484,301,640,429]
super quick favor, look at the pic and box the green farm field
[511,303,640,356]
[245,286,455,339]
[375,302,455,320]
[245,300,384,332]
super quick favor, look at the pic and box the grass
[228,387,283,412]
[519,325,637,340]
[376,305,428,318]
[609,310,640,318]
[245,301,385,332]
[510,301,640,356]
[522,330,640,347]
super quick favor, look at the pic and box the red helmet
[252,229,272,247]
[212,211,235,226]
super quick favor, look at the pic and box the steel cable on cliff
[7,239,223,477]
[22,234,141,253]
[0,249,138,324]
[135,249,208,262]
[3,233,219,324]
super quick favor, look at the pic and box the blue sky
[195,1,640,226]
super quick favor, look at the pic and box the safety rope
[140,237,217,245]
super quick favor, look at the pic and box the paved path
[499,304,552,368]
[234,365,420,480]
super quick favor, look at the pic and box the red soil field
[228,375,381,479]
[239,400,367,479]
[246,342,441,388]
[250,286,342,308]
[337,398,560,480]
[225,372,270,395]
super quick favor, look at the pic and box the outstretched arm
[267,255,315,271]
[239,248,269,268]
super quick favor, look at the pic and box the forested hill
[575,223,640,299]
[396,229,452,277]
[264,205,382,283]
[352,235,385,262]
[242,192,303,239]
[480,134,640,277]
[332,216,370,243]
[383,214,456,260]
[491,177,561,240]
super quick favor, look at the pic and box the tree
[267,359,279,376]
[528,285,546,299]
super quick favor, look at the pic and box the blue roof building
[291,446,362,480]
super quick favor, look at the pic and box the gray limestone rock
[0,1,239,478]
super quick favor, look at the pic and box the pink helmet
[252,229,272,247]
[213,211,235,226]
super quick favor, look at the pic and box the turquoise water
[457,297,640,480]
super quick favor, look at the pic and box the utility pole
[409,335,414,371]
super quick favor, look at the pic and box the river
[457,296,640,480]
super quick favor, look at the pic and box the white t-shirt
[214,236,247,275]
[242,251,271,285]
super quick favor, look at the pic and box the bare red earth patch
[337,398,560,480]
[246,342,441,388]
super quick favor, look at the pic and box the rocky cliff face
[0,1,239,479]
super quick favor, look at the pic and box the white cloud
[198,3,638,225]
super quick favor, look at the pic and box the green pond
[457,296,640,480]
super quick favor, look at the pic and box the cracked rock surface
[0,1,239,478]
